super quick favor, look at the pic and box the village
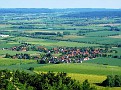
[2,43,117,64]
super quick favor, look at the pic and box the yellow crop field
[68,73,121,90]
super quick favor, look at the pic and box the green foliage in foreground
[101,75,121,87]
[0,69,96,90]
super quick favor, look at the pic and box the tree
[82,79,96,90]
[28,67,34,71]
[82,79,90,90]
[57,32,63,37]
[114,75,121,87]
[0,70,96,90]
[63,31,70,35]
[5,53,11,58]
[101,75,121,87]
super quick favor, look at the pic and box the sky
[0,0,121,9]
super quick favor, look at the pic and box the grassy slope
[111,47,121,56]
[0,50,40,56]
[12,36,101,47]
[0,57,37,66]
[84,58,121,66]
[34,63,121,75]
[34,63,121,90]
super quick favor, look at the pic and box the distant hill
[61,11,121,18]
[52,8,121,12]
[0,8,121,13]
[0,8,53,13]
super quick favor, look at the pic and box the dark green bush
[28,67,34,71]
[101,75,121,87]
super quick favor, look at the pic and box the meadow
[0,57,36,66]
[6,36,101,48]
[0,50,39,56]
[34,63,121,76]
[68,73,121,90]
[84,57,121,66]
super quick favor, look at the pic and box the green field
[0,56,121,90]
[0,57,121,90]
[111,47,121,56]
[85,31,120,37]
[0,58,120,76]
[0,42,20,49]
[84,57,121,66]
[0,50,40,56]
[10,36,101,47]
[36,41,101,47]
[68,73,121,90]
[34,63,121,90]
[34,63,121,75]
[0,57,36,66]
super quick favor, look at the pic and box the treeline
[34,32,56,35]
[0,8,53,13]
[101,75,121,87]
[105,26,120,31]
[62,11,121,18]
[10,25,76,31]
[5,53,31,59]
[0,69,96,90]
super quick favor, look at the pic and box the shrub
[101,75,121,87]
[28,67,34,71]
[114,75,121,87]
[82,79,96,90]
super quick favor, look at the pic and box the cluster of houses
[35,47,105,64]
[10,43,47,52]
[43,47,103,63]
[11,44,29,51]
[3,43,111,64]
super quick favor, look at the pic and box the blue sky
[0,0,121,8]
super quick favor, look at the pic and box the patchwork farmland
[0,8,121,90]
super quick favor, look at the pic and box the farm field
[0,50,40,56]
[26,40,101,47]
[34,63,121,76]
[0,42,20,49]
[84,57,121,66]
[0,36,102,48]
[111,47,121,55]
[68,73,121,90]
[109,35,121,38]
[0,8,121,90]
[0,57,36,66]
[0,57,121,90]
[0,54,121,90]
[16,36,101,47]
[34,63,121,90]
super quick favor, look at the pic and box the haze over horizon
[0,0,121,9]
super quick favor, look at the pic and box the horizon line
[0,8,121,9]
